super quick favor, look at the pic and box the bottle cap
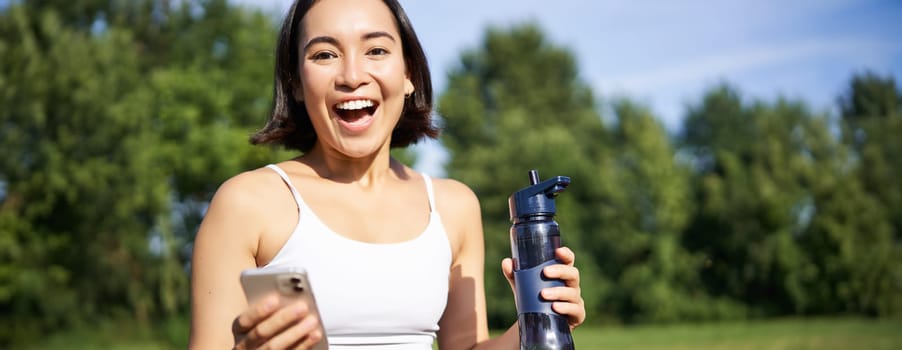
[508,170,570,220]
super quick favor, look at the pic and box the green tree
[596,100,729,322]
[678,83,899,317]
[0,1,286,345]
[839,72,902,243]
[680,85,821,316]
[833,71,902,315]
[0,5,171,343]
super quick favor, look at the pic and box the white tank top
[262,164,452,349]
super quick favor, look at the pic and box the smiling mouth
[334,99,377,123]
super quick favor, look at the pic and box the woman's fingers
[541,286,581,303]
[543,261,580,288]
[260,312,323,350]
[543,286,586,329]
[234,296,315,349]
[501,257,514,278]
[547,246,586,329]
[553,300,587,328]
[505,246,587,330]
[251,301,310,343]
[233,294,280,346]
[501,257,516,290]
[555,246,576,266]
[294,326,325,350]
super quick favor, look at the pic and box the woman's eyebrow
[362,31,396,42]
[303,31,396,52]
[303,36,339,52]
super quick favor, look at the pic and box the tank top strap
[267,164,435,215]
[422,173,437,213]
[265,164,305,213]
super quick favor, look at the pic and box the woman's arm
[435,179,520,350]
[189,172,324,349]
[189,174,264,349]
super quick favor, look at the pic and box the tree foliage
[836,71,902,314]
[0,1,288,345]
[596,101,729,322]
[679,82,901,318]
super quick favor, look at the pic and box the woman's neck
[300,144,401,188]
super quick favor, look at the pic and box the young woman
[188,0,585,349]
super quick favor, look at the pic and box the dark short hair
[250,0,439,152]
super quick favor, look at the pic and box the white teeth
[336,99,374,110]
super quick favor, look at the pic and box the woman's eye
[311,51,337,61]
[367,47,389,56]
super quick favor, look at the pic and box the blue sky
[237,0,902,176]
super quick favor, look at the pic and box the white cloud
[604,38,899,93]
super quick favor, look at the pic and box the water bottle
[508,169,575,350]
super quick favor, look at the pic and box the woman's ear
[404,78,414,98]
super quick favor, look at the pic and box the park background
[1,0,901,348]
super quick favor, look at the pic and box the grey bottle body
[511,215,575,350]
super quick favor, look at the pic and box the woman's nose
[337,55,368,89]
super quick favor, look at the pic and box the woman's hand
[502,247,586,330]
[231,293,325,350]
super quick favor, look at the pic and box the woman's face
[298,0,414,159]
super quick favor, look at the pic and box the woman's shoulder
[217,165,283,196]
[426,175,484,261]
[429,176,479,209]
[194,165,292,260]
[428,175,482,237]
[207,165,289,215]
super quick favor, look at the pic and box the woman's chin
[333,138,389,159]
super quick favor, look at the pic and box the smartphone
[240,267,329,350]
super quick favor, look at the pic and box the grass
[568,317,902,350]
[22,317,189,350]
[26,317,902,349]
